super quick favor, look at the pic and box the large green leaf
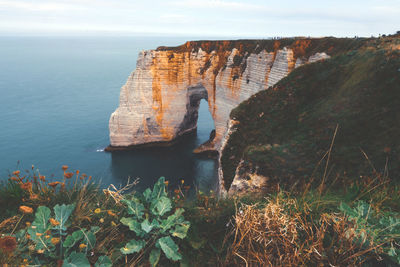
[95,255,112,267]
[64,227,98,253]
[143,188,152,202]
[120,217,144,236]
[32,206,51,231]
[170,222,190,239]
[141,219,154,233]
[27,206,53,250]
[120,239,146,255]
[160,208,184,232]
[152,196,172,216]
[64,230,83,248]
[157,236,182,261]
[62,252,90,267]
[149,248,161,267]
[54,204,75,232]
[121,198,145,218]
[151,177,167,200]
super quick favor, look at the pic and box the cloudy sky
[0,0,399,37]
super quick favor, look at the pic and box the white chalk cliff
[108,40,329,152]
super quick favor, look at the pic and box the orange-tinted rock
[108,39,331,151]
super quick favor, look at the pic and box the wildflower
[99,218,104,223]
[107,210,116,217]
[51,237,60,245]
[30,194,39,200]
[45,235,50,239]
[39,175,46,181]
[94,208,101,214]
[49,218,60,226]
[48,181,60,188]
[174,189,180,194]
[23,258,28,263]
[37,249,44,254]
[181,179,184,184]
[76,170,80,176]
[62,165,68,171]
[13,170,20,176]
[111,221,117,227]
[10,176,19,182]
[64,172,74,179]
[25,222,31,227]
[164,181,169,186]
[31,165,34,170]
[20,182,32,191]
[0,236,17,253]
[19,205,33,214]
[35,233,42,237]
[79,243,87,249]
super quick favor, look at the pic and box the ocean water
[0,36,218,191]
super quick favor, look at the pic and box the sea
[0,36,218,192]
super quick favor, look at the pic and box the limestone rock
[108,39,331,152]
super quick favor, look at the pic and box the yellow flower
[51,237,60,245]
[107,210,116,217]
[181,179,184,184]
[45,235,50,239]
[164,181,169,186]
[94,208,101,214]
[79,243,87,249]
[49,218,60,226]
[35,233,42,237]
[99,218,104,223]
[111,221,117,227]
[37,249,44,254]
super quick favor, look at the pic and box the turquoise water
[0,37,217,191]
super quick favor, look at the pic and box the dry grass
[228,195,384,266]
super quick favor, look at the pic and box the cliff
[107,38,366,152]
[220,34,400,194]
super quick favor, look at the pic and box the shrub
[119,177,190,266]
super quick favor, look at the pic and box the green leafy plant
[120,177,190,266]
[340,201,400,264]
[24,204,111,266]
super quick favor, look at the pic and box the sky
[0,0,399,37]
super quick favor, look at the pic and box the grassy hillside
[221,34,400,191]
[0,166,399,266]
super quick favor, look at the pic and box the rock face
[108,39,331,152]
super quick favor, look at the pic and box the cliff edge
[107,38,366,153]
[220,34,400,194]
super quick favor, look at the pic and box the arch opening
[179,85,216,155]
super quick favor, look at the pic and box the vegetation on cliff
[0,165,399,266]
[221,34,400,192]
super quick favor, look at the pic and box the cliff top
[156,37,373,59]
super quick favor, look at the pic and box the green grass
[221,34,400,191]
